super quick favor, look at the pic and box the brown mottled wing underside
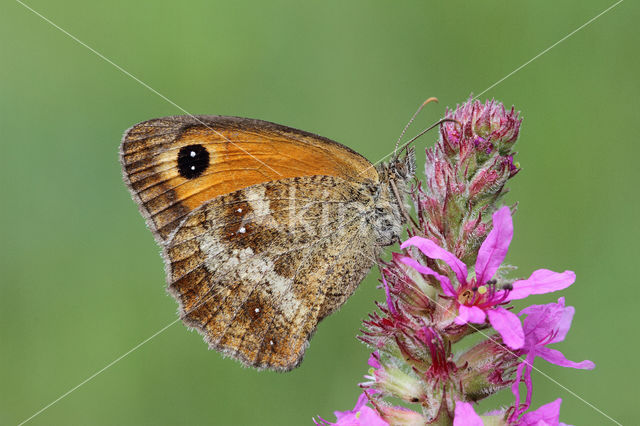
[164,175,380,371]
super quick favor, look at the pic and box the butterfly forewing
[164,176,379,370]
[120,115,378,243]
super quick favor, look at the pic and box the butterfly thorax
[371,150,416,246]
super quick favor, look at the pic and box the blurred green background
[1,1,637,425]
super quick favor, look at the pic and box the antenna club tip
[422,97,439,106]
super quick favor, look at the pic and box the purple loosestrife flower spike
[316,97,593,426]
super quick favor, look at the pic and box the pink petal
[507,269,576,301]
[510,354,535,418]
[453,402,483,426]
[487,307,524,349]
[511,361,527,411]
[519,398,562,426]
[536,347,595,370]
[475,206,513,284]
[523,359,534,409]
[455,305,487,325]
[552,302,574,344]
[510,356,535,420]
[399,256,456,297]
[519,299,561,317]
[401,236,468,285]
[520,301,568,345]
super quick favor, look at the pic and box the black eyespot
[177,144,209,179]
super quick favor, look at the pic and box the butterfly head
[379,146,416,186]
[392,146,416,181]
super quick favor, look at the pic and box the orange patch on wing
[172,126,378,211]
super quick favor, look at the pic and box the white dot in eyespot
[190,165,196,171]
[238,226,246,234]
[254,308,260,313]
[269,340,274,346]
[236,208,243,213]
[190,151,196,157]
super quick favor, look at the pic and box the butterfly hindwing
[164,175,381,371]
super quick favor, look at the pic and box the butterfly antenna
[393,97,439,157]
[396,117,461,157]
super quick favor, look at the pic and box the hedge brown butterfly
[120,115,416,370]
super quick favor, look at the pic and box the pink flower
[511,298,595,416]
[454,398,571,426]
[401,206,576,350]
[314,393,388,426]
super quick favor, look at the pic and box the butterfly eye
[177,144,210,179]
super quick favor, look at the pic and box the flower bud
[440,98,522,151]
[456,338,519,402]
[362,352,425,403]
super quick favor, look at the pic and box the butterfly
[120,115,416,371]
